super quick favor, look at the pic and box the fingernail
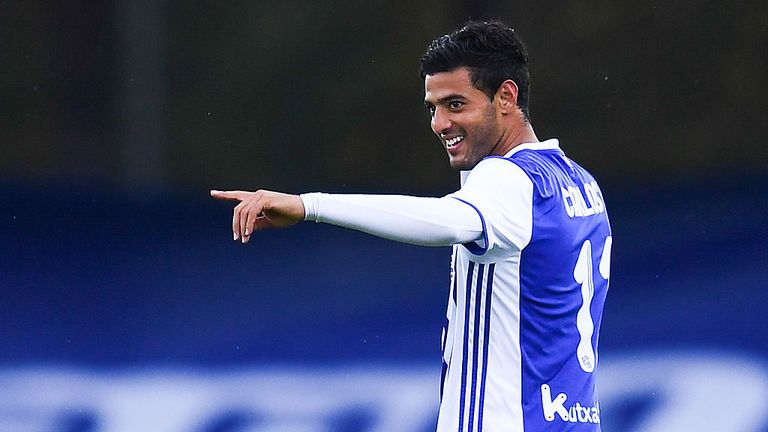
[233,233,239,241]
[244,229,250,236]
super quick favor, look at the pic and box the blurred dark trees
[2,1,766,195]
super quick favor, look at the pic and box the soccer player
[211,20,611,432]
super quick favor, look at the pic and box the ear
[496,80,519,114]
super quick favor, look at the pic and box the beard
[448,104,501,170]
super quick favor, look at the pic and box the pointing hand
[210,189,305,243]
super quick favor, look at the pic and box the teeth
[445,136,464,148]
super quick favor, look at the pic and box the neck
[492,122,539,156]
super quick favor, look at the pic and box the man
[212,20,611,431]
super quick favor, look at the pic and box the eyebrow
[424,93,468,106]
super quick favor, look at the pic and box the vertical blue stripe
[458,261,475,432]
[478,264,495,432]
[440,316,448,402]
[452,248,458,306]
[468,264,485,432]
[440,359,448,402]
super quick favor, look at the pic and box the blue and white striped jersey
[437,139,611,431]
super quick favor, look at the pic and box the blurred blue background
[1,1,767,431]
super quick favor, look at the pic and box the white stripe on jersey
[438,247,524,432]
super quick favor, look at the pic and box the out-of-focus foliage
[1,1,766,194]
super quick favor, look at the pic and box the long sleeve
[300,193,483,247]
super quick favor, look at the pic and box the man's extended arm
[210,189,483,246]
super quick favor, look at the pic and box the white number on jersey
[573,236,611,373]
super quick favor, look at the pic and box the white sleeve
[448,157,534,256]
[299,193,483,247]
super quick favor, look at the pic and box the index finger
[210,190,247,201]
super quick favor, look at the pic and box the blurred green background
[3,1,766,196]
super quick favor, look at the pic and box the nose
[431,107,452,136]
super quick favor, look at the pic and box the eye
[448,100,464,110]
[426,105,436,117]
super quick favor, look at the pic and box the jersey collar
[503,138,561,158]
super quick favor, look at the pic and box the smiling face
[424,67,505,170]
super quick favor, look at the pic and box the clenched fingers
[241,199,265,243]
[234,198,264,242]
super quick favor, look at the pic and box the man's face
[424,67,502,170]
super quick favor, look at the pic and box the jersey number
[573,236,611,373]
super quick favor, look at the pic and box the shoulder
[450,156,537,256]
[464,156,532,191]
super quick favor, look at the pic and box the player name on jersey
[561,181,606,218]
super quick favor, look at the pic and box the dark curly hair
[420,20,531,120]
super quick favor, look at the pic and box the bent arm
[300,193,483,246]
